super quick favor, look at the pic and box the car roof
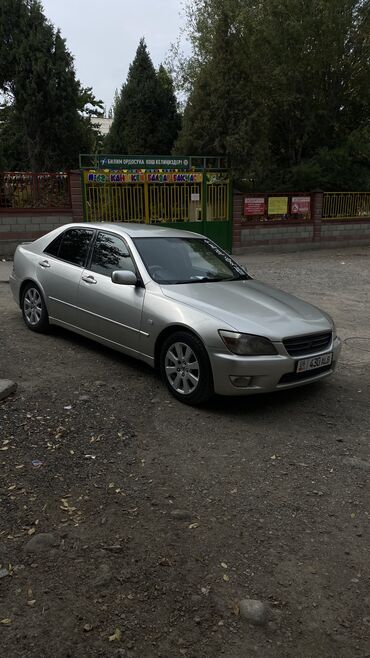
[72,222,204,239]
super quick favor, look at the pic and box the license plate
[296,353,332,373]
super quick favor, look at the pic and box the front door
[76,230,145,355]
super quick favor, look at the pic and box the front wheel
[21,283,49,333]
[160,331,213,405]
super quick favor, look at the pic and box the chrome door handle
[39,260,51,268]
[82,275,97,284]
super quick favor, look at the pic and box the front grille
[279,364,332,385]
[283,332,332,357]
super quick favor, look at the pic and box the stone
[94,563,112,587]
[344,457,370,470]
[171,510,193,521]
[0,568,9,579]
[0,380,17,401]
[24,533,59,553]
[239,599,270,626]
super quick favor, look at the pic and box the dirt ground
[1,246,370,658]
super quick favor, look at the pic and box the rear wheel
[21,283,49,333]
[160,331,213,405]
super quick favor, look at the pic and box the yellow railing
[207,182,229,220]
[149,183,202,223]
[83,170,230,224]
[323,192,370,220]
[85,183,145,222]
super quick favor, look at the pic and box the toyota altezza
[10,223,341,404]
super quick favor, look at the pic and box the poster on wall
[244,197,265,215]
[291,196,311,214]
[268,197,288,215]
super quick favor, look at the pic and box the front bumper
[209,336,342,396]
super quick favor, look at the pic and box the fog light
[230,376,252,388]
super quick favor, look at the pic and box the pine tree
[105,39,180,155]
[157,65,181,153]
[0,0,102,170]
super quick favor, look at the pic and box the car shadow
[48,324,154,376]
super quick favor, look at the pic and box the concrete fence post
[232,191,243,254]
[69,170,84,222]
[311,190,323,242]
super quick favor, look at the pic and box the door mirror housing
[111,270,138,286]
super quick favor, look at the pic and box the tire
[160,331,213,405]
[21,283,49,333]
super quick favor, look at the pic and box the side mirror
[111,270,138,286]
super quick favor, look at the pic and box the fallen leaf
[8,485,16,491]
[27,528,36,536]
[188,523,199,529]
[271,454,277,460]
[83,623,93,632]
[27,600,36,606]
[221,562,228,569]
[223,574,230,582]
[108,628,121,642]
[0,619,11,625]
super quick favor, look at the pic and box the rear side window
[48,228,94,267]
[44,232,63,257]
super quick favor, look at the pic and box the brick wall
[321,221,370,245]
[0,212,73,257]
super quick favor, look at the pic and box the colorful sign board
[268,196,288,215]
[84,171,203,184]
[244,197,265,216]
[291,196,310,214]
[148,173,203,183]
[85,172,145,183]
[97,156,190,170]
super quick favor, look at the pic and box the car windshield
[133,237,250,284]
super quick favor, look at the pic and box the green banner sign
[97,155,190,170]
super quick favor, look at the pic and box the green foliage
[176,0,370,190]
[0,0,103,171]
[105,39,180,155]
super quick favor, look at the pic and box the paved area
[1,246,370,658]
[0,260,12,282]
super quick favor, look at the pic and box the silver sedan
[10,223,341,404]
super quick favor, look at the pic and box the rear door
[38,227,95,325]
[76,230,146,355]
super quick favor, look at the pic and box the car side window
[46,228,94,266]
[90,232,136,277]
[44,232,63,257]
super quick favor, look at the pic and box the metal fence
[0,172,71,209]
[323,192,370,220]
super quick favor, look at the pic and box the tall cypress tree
[105,39,180,155]
[0,0,102,170]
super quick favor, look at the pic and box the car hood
[160,279,333,340]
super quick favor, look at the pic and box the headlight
[219,330,278,356]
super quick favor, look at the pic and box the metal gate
[82,169,232,251]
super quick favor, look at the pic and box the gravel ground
[0,246,370,658]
